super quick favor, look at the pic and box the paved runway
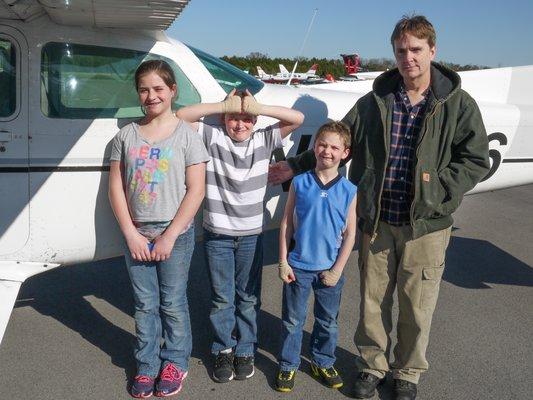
[1,185,532,400]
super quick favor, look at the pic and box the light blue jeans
[124,225,195,377]
[203,229,263,357]
[279,267,345,371]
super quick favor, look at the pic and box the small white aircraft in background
[256,63,323,84]
[1,0,533,346]
[278,63,323,83]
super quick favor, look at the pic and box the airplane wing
[0,0,190,29]
[0,261,60,344]
[0,279,21,345]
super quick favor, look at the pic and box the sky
[168,0,533,68]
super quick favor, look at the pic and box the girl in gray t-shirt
[109,60,209,398]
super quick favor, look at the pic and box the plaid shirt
[380,85,430,226]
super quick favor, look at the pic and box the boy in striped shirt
[177,90,303,383]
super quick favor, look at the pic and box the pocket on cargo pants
[420,263,445,309]
[402,227,451,310]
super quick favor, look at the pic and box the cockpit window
[40,42,200,119]
[188,46,263,94]
[0,39,16,118]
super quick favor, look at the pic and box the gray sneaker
[213,351,234,383]
[234,356,255,380]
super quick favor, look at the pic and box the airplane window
[188,46,263,94]
[0,39,16,118]
[40,42,200,119]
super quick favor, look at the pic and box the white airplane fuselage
[0,15,532,343]
[0,16,361,269]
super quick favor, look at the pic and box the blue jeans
[124,226,195,377]
[203,229,263,356]
[279,267,345,370]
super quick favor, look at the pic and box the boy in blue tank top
[275,121,357,392]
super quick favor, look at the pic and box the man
[269,15,490,400]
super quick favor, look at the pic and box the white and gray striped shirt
[200,122,283,236]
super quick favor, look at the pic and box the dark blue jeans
[279,267,345,370]
[124,226,195,377]
[203,229,263,356]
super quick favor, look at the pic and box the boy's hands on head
[278,260,296,284]
[320,268,342,287]
[221,88,242,114]
[242,89,263,116]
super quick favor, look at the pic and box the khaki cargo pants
[355,221,451,384]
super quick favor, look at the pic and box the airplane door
[0,26,29,256]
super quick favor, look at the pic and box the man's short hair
[315,121,351,149]
[390,15,436,49]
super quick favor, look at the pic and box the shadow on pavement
[15,229,529,398]
[14,229,361,394]
[15,257,137,382]
[444,236,533,288]
[12,229,292,385]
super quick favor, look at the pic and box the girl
[109,60,209,398]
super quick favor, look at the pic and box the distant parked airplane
[338,53,384,81]
[256,63,323,84]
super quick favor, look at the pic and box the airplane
[277,63,324,83]
[257,63,323,84]
[337,54,384,81]
[1,0,533,348]
[255,65,291,84]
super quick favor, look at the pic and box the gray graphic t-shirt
[110,120,209,226]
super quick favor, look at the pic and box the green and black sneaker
[310,363,343,389]
[275,369,296,392]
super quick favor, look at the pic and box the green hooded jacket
[287,62,490,239]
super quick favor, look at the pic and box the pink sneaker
[155,363,188,397]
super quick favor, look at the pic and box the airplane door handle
[0,131,13,142]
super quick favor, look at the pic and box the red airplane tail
[340,54,361,75]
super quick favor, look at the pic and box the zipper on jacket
[409,102,440,229]
[371,97,391,244]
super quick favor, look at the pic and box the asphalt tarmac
[1,185,532,400]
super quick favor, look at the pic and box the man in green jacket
[269,15,490,400]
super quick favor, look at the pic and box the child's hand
[242,89,263,116]
[320,268,342,287]
[278,260,296,284]
[268,161,294,185]
[125,230,152,262]
[151,233,176,262]
[221,88,242,114]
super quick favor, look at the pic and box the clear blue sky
[168,0,532,67]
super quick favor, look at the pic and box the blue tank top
[288,170,357,271]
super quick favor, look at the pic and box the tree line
[221,53,489,78]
